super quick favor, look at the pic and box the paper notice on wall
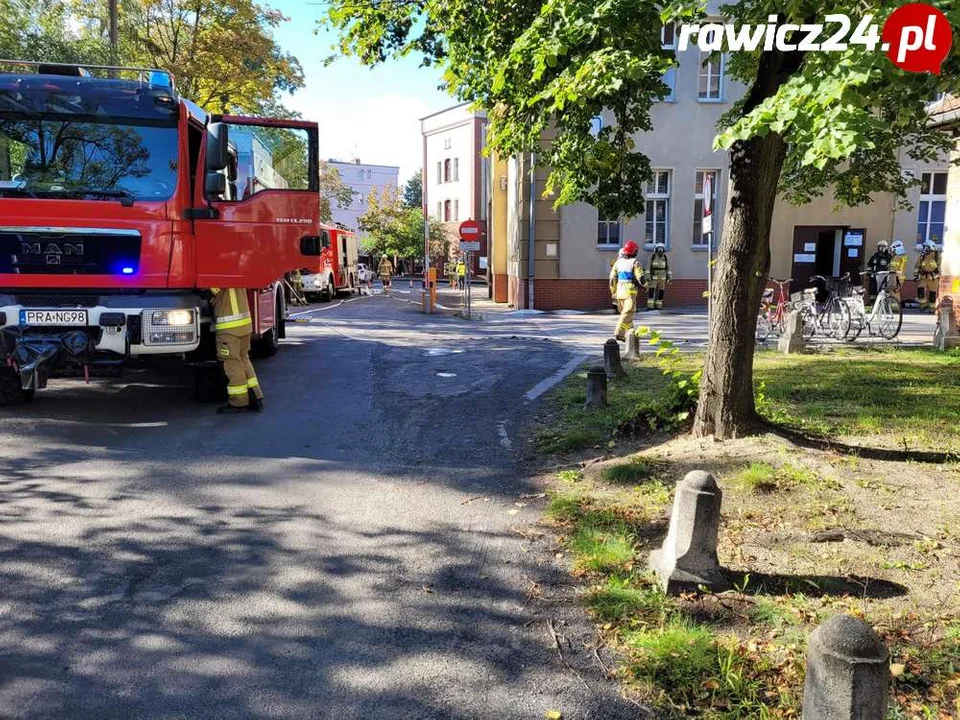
[803,242,816,252]
[843,231,864,247]
[479,256,488,270]
[847,248,858,258]
[793,253,815,263]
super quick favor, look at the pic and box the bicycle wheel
[799,304,817,341]
[876,295,903,340]
[845,302,864,341]
[826,299,851,340]
[756,313,771,342]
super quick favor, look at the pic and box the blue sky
[271,1,453,183]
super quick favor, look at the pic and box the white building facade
[326,160,400,238]
[421,104,488,276]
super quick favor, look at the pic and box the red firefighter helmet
[622,241,639,257]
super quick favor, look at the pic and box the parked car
[357,263,370,283]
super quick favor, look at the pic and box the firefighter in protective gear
[647,243,672,310]
[913,239,941,311]
[456,258,467,290]
[609,241,647,341]
[378,256,394,288]
[210,288,263,414]
[888,240,907,299]
[866,240,892,301]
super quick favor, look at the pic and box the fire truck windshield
[0,119,177,202]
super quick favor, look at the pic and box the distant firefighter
[608,241,647,342]
[647,243,672,310]
[913,239,941,311]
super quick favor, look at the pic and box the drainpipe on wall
[527,153,536,310]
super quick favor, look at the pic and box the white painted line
[524,354,588,402]
[497,420,512,449]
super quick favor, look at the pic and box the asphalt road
[0,294,639,719]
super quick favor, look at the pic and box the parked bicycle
[843,271,903,340]
[755,278,792,341]
[794,274,852,341]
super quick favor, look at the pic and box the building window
[454,199,459,222]
[443,199,451,222]
[436,162,442,184]
[659,63,676,102]
[692,170,719,246]
[698,51,724,101]
[917,171,948,245]
[443,159,451,183]
[645,170,671,246]
[597,217,621,247]
[661,22,676,49]
[437,201,442,219]
[453,158,459,182]
[444,137,452,149]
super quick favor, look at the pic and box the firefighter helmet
[622,241,639,257]
[654,243,666,252]
[891,239,906,256]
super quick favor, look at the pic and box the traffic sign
[459,219,481,240]
[702,174,713,235]
[459,241,480,251]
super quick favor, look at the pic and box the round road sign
[459,219,480,240]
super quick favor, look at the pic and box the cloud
[288,92,434,184]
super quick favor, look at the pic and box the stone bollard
[778,310,806,354]
[603,338,626,379]
[624,331,641,360]
[584,366,607,409]
[649,471,729,594]
[933,297,960,350]
[802,615,889,720]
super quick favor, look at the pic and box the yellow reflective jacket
[914,251,940,279]
[211,288,252,337]
[609,257,646,299]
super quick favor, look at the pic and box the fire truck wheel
[0,367,35,406]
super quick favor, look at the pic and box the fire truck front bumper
[0,293,203,387]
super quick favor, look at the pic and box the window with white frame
[436,201,442,220]
[453,158,459,181]
[917,171,948,245]
[656,24,677,102]
[436,162,441,184]
[454,199,459,222]
[444,137,452,149]
[698,51,724,101]
[692,170,719,246]
[645,171,671,246]
[597,217,621,247]
[443,199,451,222]
[443,159,451,183]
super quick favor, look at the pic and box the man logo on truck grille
[20,242,84,265]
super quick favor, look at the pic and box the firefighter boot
[217,404,249,415]
[248,389,264,412]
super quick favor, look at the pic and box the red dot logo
[882,3,953,74]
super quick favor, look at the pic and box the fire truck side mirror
[206,122,229,172]
[205,172,227,197]
[300,236,322,256]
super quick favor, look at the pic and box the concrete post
[934,296,960,350]
[603,338,626,379]
[624,331,641,360]
[584,366,607,409]
[802,615,889,720]
[649,470,730,594]
[778,310,806,354]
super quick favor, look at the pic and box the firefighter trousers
[217,333,263,407]
[615,296,637,340]
[648,280,667,309]
[916,276,938,309]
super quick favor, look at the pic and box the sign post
[702,174,714,342]
[459,220,481,320]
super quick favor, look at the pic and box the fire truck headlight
[150,309,194,326]
[313,278,321,287]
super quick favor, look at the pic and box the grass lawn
[534,347,960,717]
[535,347,960,455]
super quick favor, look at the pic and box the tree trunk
[692,43,803,439]
[692,132,786,438]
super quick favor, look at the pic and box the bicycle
[795,274,852,341]
[755,278,792,342]
[844,271,903,341]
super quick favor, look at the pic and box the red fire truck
[0,61,324,404]
[301,223,359,302]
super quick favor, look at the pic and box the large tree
[319,161,355,223]
[360,186,444,260]
[402,169,422,209]
[322,0,959,438]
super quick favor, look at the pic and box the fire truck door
[193,117,321,288]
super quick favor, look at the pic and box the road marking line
[497,420,512,449]
[524,354,588,402]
